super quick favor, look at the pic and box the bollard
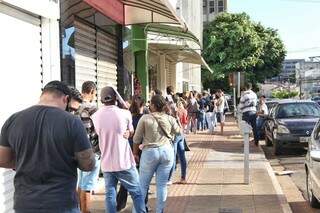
[240,121,252,185]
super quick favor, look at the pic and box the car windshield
[276,103,320,119]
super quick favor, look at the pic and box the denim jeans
[197,110,206,130]
[168,134,187,180]
[256,117,266,140]
[103,167,146,213]
[206,111,216,133]
[242,111,258,143]
[138,144,174,213]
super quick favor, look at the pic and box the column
[132,25,148,100]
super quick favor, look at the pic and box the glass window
[276,103,320,119]
[61,26,75,86]
[218,7,224,12]
[203,0,207,7]
[209,8,215,13]
[218,0,224,6]
[209,0,215,6]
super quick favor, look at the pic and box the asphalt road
[260,144,320,212]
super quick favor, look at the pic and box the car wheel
[265,135,272,147]
[306,170,320,208]
[273,140,282,155]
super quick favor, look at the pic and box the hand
[123,130,130,139]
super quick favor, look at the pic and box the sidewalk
[91,117,292,213]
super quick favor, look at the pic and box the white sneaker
[167,181,173,185]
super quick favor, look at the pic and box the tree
[272,90,299,99]
[202,13,286,90]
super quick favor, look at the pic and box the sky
[229,0,320,60]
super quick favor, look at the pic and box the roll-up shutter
[74,21,97,92]
[0,3,42,213]
[96,30,118,106]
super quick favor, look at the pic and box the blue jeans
[103,167,146,213]
[242,111,258,143]
[139,144,174,213]
[169,134,187,180]
[206,111,216,133]
[256,117,266,140]
[197,110,206,130]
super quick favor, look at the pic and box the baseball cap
[100,86,116,103]
[43,81,72,97]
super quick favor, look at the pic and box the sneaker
[167,181,173,185]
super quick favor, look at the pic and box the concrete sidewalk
[91,117,292,213]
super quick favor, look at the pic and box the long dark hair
[129,95,145,115]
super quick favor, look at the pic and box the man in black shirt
[0,81,95,213]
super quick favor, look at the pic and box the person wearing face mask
[0,81,95,213]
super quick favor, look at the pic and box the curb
[258,146,293,213]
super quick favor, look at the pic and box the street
[261,144,320,212]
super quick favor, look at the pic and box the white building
[0,1,60,212]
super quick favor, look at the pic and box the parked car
[264,100,320,155]
[312,96,320,106]
[305,120,320,208]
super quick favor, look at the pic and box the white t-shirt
[217,96,225,113]
[260,103,269,115]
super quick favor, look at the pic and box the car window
[276,103,320,119]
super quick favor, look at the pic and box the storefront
[0,1,60,212]
[132,24,213,99]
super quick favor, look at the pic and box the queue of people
[0,78,236,213]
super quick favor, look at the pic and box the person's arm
[75,148,95,171]
[133,116,145,149]
[0,146,15,169]
[72,119,96,171]
[0,119,15,169]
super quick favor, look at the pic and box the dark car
[312,97,320,106]
[264,100,320,155]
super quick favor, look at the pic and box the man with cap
[0,81,95,213]
[91,86,146,213]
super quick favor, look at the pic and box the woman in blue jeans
[168,133,187,184]
[133,95,181,213]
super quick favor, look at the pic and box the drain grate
[219,208,243,213]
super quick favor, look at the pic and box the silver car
[305,119,320,208]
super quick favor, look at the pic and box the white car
[305,119,320,208]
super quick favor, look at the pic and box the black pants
[242,111,258,143]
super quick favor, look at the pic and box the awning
[83,0,187,29]
[146,25,213,73]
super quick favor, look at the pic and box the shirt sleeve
[170,116,180,135]
[127,110,134,132]
[72,118,92,152]
[0,118,11,147]
[133,115,145,144]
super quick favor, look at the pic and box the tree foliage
[202,13,286,90]
[271,90,299,99]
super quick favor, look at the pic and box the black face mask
[65,96,71,112]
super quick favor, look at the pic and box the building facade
[296,61,320,98]
[203,0,228,23]
[0,1,60,212]
[280,59,305,82]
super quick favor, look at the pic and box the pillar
[132,25,148,100]
[159,54,166,94]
